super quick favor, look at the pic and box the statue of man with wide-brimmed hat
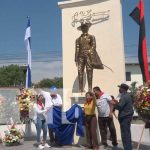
[75,21,104,92]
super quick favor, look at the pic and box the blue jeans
[35,118,47,144]
[119,116,132,150]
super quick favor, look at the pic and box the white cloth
[33,103,47,124]
[40,91,62,124]
[46,95,62,124]
[40,90,62,107]
[40,91,53,108]
[96,94,112,117]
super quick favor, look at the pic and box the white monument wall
[58,0,125,142]
[59,0,125,110]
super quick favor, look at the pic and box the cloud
[32,61,62,82]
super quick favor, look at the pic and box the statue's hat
[77,21,92,30]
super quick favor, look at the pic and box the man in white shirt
[50,86,62,107]
[93,86,117,149]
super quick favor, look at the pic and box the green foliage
[34,77,63,88]
[129,81,138,101]
[0,65,26,87]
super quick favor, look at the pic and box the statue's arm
[91,35,96,51]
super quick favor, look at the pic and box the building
[125,56,150,86]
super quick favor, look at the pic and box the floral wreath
[2,119,24,146]
[130,81,150,123]
[16,88,36,123]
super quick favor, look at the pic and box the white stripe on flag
[24,26,31,40]
[24,18,32,88]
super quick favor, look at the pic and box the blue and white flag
[24,17,32,88]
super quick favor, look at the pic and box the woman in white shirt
[33,94,51,149]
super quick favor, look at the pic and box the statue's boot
[79,76,84,93]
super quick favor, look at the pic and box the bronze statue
[75,22,104,92]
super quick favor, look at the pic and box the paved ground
[0,140,150,150]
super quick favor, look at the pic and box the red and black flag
[130,0,149,82]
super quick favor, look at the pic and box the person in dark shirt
[114,83,134,150]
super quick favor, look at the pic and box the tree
[129,81,138,102]
[0,65,26,87]
[34,77,63,88]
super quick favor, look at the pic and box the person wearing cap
[93,86,118,149]
[49,86,62,107]
[33,94,51,149]
[49,86,62,145]
[39,86,62,145]
[114,83,134,150]
[75,21,103,92]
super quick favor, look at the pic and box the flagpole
[23,17,33,139]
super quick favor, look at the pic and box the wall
[125,64,150,86]
[58,0,125,143]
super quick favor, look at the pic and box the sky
[0,0,150,83]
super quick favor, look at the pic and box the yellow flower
[20,108,24,111]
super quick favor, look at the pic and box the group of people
[84,84,134,150]
[74,21,134,150]
[32,83,133,150]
